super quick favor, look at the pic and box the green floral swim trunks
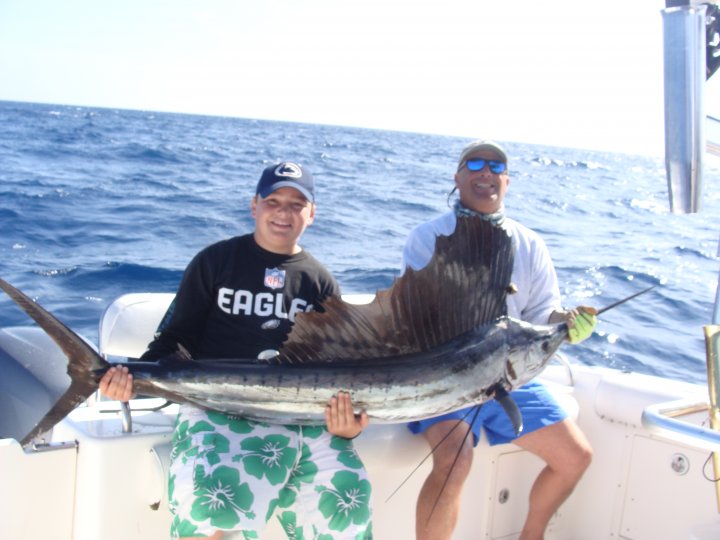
[168,405,373,539]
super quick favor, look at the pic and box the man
[403,141,595,540]
[101,162,372,540]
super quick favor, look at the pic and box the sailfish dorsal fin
[278,216,515,363]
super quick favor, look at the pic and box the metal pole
[704,324,720,512]
[714,239,720,325]
[120,401,133,433]
[662,4,707,214]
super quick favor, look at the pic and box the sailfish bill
[0,217,575,446]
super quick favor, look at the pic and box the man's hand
[99,365,136,401]
[325,391,369,439]
[567,306,598,344]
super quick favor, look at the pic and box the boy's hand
[99,365,136,401]
[325,391,369,439]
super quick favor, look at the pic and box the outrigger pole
[662,0,720,512]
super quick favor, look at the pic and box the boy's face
[251,187,316,254]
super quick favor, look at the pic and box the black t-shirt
[141,234,339,360]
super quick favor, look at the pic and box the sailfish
[0,217,572,446]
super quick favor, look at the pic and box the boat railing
[641,397,720,451]
[641,324,720,512]
[662,0,720,514]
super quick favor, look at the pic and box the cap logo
[274,162,302,179]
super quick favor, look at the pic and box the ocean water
[0,100,718,385]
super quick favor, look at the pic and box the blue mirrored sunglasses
[464,158,507,174]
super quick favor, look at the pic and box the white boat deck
[3,292,720,539]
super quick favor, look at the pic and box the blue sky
[1,0,718,156]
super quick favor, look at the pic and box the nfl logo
[264,268,286,289]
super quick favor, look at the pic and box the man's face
[454,150,509,214]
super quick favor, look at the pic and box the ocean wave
[1,100,718,385]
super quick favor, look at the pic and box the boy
[101,162,372,539]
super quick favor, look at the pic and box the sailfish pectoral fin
[491,384,523,435]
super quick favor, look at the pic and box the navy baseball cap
[256,162,315,203]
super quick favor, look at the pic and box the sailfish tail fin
[0,278,109,446]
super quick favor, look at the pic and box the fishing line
[385,405,479,503]
[702,453,720,482]
[383,283,657,516]
[384,285,659,509]
[425,405,482,525]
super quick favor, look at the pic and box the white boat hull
[2,292,720,539]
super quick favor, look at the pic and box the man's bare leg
[415,419,475,540]
[515,418,592,540]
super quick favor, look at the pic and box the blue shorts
[407,380,567,447]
